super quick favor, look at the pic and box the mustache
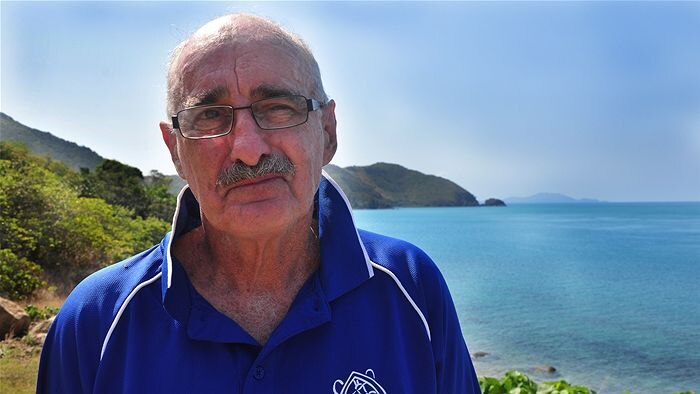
[216,154,296,187]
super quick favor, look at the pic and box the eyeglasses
[171,95,324,140]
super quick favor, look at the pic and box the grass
[0,289,63,394]
[0,338,41,394]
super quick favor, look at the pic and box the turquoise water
[353,203,700,394]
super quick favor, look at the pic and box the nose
[227,107,270,166]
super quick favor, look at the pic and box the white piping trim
[167,185,190,289]
[321,169,374,278]
[371,262,431,341]
[100,272,163,360]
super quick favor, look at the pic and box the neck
[173,210,320,344]
[175,210,319,295]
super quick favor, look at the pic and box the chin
[212,195,310,235]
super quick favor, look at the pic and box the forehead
[179,40,310,106]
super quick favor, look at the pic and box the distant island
[505,192,601,204]
[483,198,507,207]
[1,112,506,209]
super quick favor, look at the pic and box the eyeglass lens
[178,95,310,138]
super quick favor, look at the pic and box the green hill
[324,163,479,209]
[0,113,104,171]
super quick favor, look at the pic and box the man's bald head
[166,14,327,116]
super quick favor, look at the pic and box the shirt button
[254,365,265,380]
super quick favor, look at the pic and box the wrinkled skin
[160,41,337,240]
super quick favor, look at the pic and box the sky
[2,2,699,202]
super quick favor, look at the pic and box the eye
[202,108,223,119]
[186,106,233,134]
[250,96,308,129]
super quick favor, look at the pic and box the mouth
[228,173,285,189]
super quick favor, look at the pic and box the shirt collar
[160,170,375,321]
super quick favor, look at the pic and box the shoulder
[38,243,166,392]
[358,230,479,392]
[47,243,164,355]
[358,229,451,335]
[358,229,444,296]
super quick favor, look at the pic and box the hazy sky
[2,2,699,202]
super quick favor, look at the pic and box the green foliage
[0,142,170,297]
[480,371,538,394]
[80,164,176,221]
[143,170,177,222]
[24,304,59,321]
[0,249,45,300]
[81,159,149,218]
[47,197,140,286]
[478,371,597,394]
[539,379,595,394]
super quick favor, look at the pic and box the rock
[29,316,55,335]
[533,365,557,374]
[0,297,31,339]
[483,198,506,207]
[28,316,56,344]
[472,351,490,359]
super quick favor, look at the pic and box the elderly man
[38,14,480,393]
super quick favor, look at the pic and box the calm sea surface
[353,203,700,394]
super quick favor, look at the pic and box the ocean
[352,202,700,394]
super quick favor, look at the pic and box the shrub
[24,304,59,321]
[539,379,596,394]
[0,249,45,300]
[479,371,596,394]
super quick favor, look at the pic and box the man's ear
[160,121,185,178]
[321,99,338,165]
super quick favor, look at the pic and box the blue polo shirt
[37,173,480,393]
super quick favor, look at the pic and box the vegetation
[0,141,173,298]
[0,249,45,300]
[479,371,695,394]
[479,371,595,394]
[24,304,60,321]
[79,160,176,222]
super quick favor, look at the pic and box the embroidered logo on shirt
[333,369,387,394]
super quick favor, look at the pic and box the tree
[143,170,177,222]
[90,159,149,218]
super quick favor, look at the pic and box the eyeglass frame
[170,95,325,140]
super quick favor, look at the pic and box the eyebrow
[183,84,301,109]
[185,86,230,108]
[250,84,301,100]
